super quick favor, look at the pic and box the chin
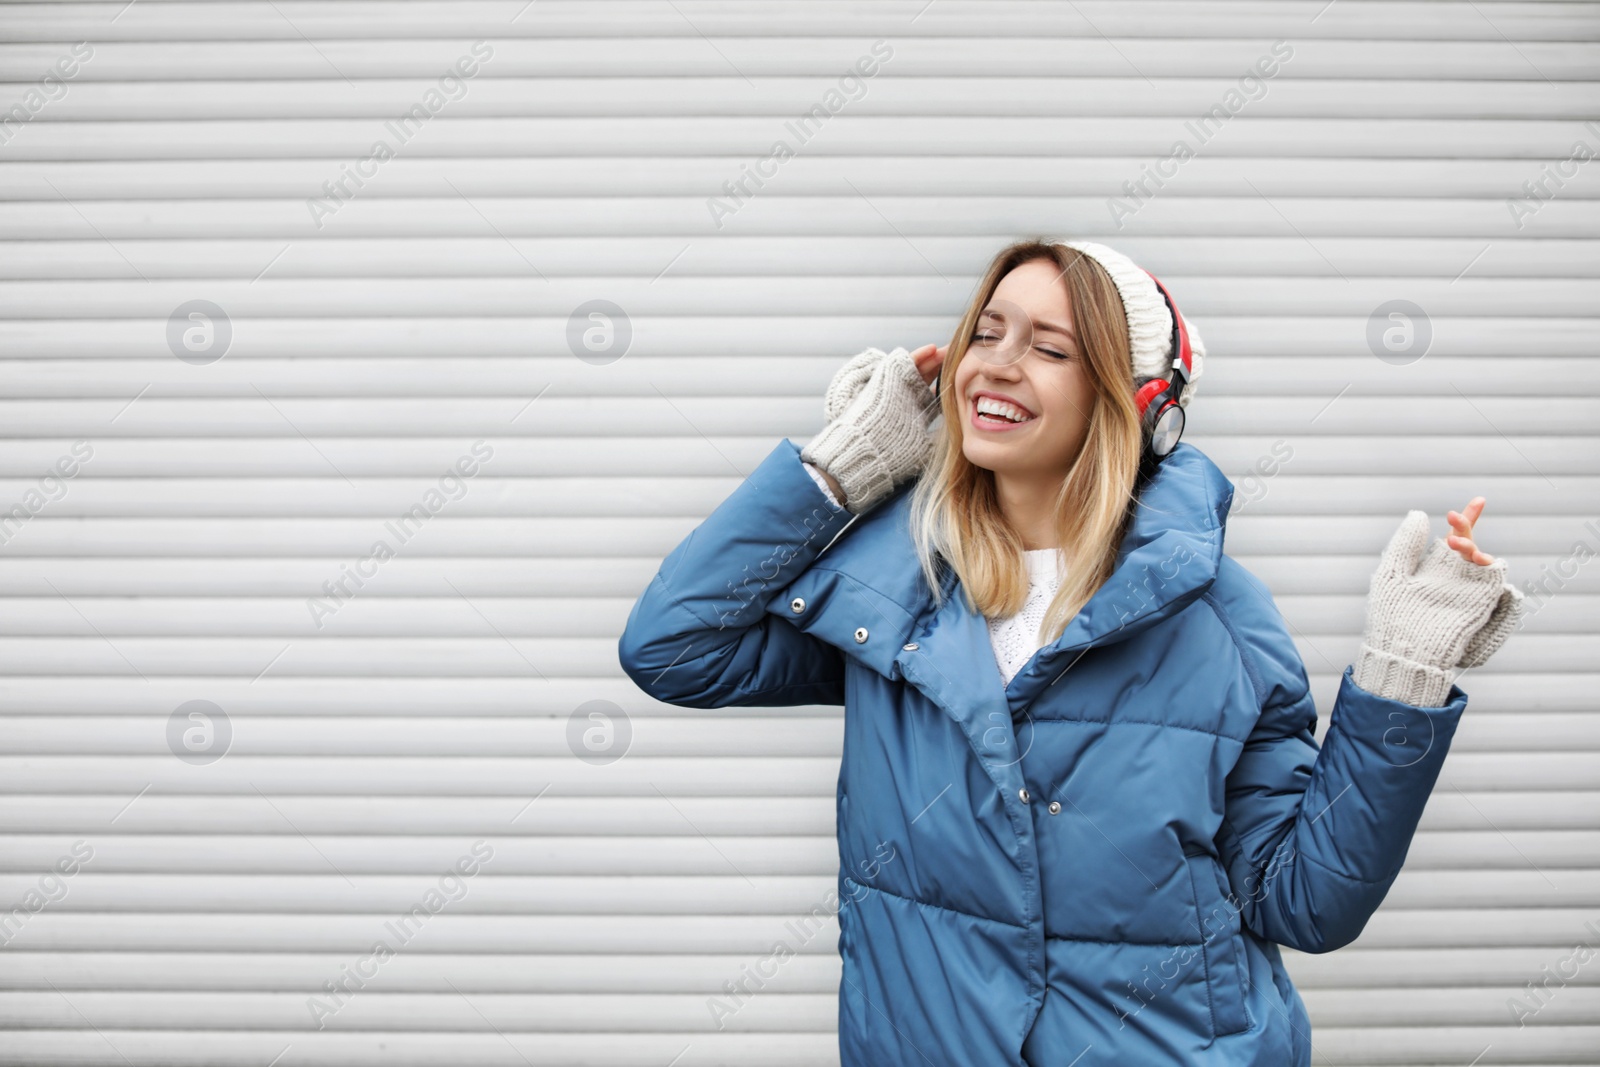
[962,436,1085,480]
[960,440,1016,474]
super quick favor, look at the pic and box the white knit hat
[1060,240,1205,408]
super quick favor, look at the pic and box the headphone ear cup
[1149,399,1185,456]
[1133,378,1168,420]
[1133,379,1183,459]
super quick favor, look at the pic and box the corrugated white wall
[0,2,1595,1064]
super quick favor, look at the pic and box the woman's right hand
[823,343,944,424]
[802,345,945,515]
[910,342,947,387]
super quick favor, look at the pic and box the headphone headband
[1142,269,1192,390]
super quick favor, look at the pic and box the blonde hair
[909,238,1147,645]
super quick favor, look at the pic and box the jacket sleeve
[617,438,859,709]
[1209,567,1468,955]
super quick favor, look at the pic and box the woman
[617,239,1524,1066]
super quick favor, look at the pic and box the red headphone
[1133,270,1194,463]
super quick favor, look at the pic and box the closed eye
[970,329,1074,361]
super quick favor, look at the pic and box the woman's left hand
[1353,499,1526,706]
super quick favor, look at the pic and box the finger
[1447,510,1473,539]
[1447,534,1495,566]
[1452,499,1484,534]
[1379,510,1432,579]
[1465,498,1490,561]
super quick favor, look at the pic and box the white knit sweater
[804,461,1063,685]
[990,547,1066,685]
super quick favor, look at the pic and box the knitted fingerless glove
[801,346,940,515]
[1354,510,1526,707]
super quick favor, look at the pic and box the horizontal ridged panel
[10,79,1600,120]
[2,157,1593,200]
[10,238,1600,279]
[2,2,1596,42]
[0,199,1594,237]
[3,117,1590,160]
[3,277,1595,315]
[2,37,1597,79]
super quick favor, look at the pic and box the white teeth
[975,396,1033,423]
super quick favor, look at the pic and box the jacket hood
[776,441,1238,719]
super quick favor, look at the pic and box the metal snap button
[1018,788,1031,803]
[902,642,919,651]
[790,597,806,614]
[854,627,869,644]
[1048,801,1062,815]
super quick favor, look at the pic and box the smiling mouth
[971,396,1037,427]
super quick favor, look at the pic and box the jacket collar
[993,442,1235,709]
[776,443,1235,783]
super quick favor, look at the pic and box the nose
[978,349,1026,384]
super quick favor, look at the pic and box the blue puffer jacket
[618,437,1467,1067]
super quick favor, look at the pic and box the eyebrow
[980,306,1077,341]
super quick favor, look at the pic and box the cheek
[1038,368,1095,424]
[950,358,980,406]
[951,356,975,390]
